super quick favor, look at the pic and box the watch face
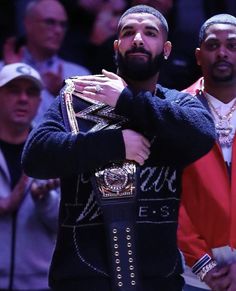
[104,166,128,192]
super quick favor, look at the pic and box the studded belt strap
[92,162,141,291]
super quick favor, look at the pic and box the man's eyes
[228,43,236,50]
[146,31,157,37]
[122,30,133,37]
[121,30,157,37]
[205,43,218,50]
[8,87,40,97]
[205,42,236,51]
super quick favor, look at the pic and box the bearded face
[115,46,165,81]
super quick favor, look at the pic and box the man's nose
[133,32,144,46]
[18,91,30,102]
[217,46,228,59]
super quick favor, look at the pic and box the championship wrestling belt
[62,77,141,291]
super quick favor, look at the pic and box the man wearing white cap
[0,63,60,291]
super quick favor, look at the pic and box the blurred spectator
[1,0,90,125]
[0,62,60,291]
[130,0,174,15]
[0,1,16,59]
[60,0,127,74]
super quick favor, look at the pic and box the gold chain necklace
[206,96,236,147]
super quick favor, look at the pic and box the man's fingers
[102,69,119,80]
[212,266,229,278]
[133,154,145,166]
[74,75,107,84]
[142,136,151,148]
[142,146,151,158]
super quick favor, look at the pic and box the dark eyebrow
[120,25,133,32]
[145,25,159,33]
[205,36,236,42]
[120,25,159,34]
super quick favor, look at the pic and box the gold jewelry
[206,96,236,147]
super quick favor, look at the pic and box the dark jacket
[22,84,215,290]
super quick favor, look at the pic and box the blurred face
[0,79,41,128]
[196,23,236,84]
[131,0,174,15]
[24,0,68,55]
[100,0,127,33]
[114,13,171,80]
[77,0,105,14]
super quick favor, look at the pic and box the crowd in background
[1,1,236,291]
[0,0,236,91]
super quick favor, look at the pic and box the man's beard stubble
[211,61,234,83]
[115,48,165,81]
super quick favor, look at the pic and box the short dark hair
[117,5,169,38]
[199,14,236,45]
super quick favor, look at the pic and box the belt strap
[92,162,141,291]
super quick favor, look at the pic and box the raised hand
[3,36,24,64]
[74,69,127,107]
[42,63,63,96]
[0,174,29,215]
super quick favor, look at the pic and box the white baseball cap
[0,63,43,89]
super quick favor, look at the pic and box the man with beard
[22,5,215,291]
[178,14,236,291]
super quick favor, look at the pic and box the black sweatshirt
[22,84,215,290]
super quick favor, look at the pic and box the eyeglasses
[38,18,68,30]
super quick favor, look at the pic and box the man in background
[2,0,90,124]
[0,63,60,291]
[178,14,236,291]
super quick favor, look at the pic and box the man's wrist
[196,260,217,281]
[192,254,218,281]
[192,254,212,274]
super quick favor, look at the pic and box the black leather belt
[92,162,141,291]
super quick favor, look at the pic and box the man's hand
[225,262,236,291]
[0,174,29,215]
[42,63,63,96]
[31,178,60,201]
[74,69,127,107]
[3,36,24,64]
[122,129,151,165]
[204,265,230,290]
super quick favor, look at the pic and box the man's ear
[195,48,201,66]
[114,40,118,52]
[163,41,172,59]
